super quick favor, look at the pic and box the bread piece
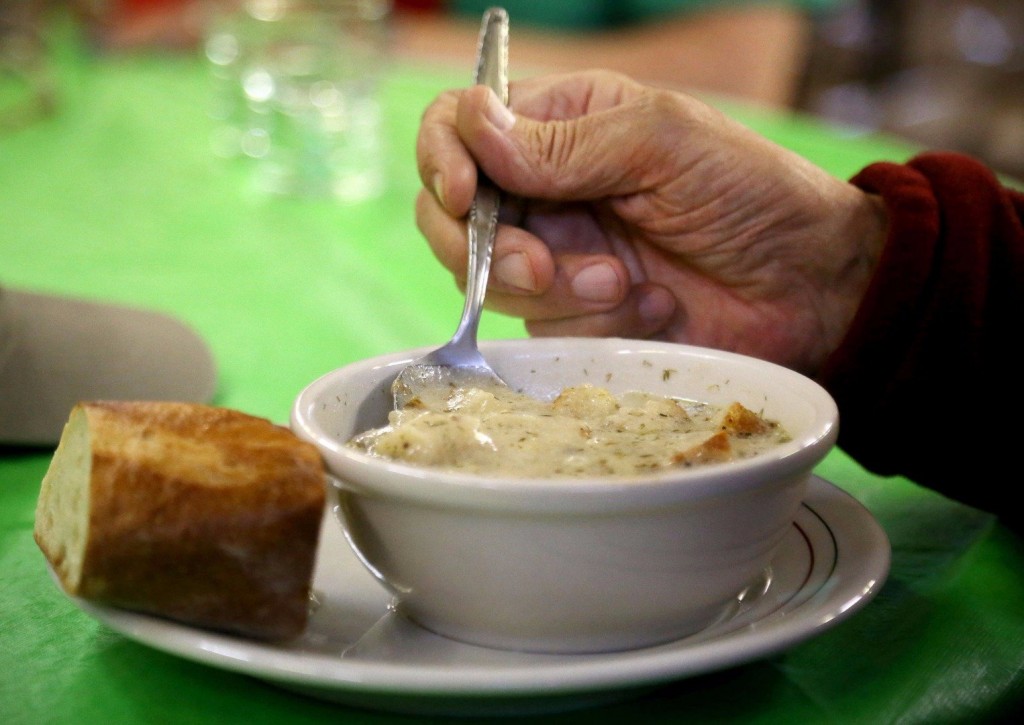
[717,402,771,436]
[672,430,732,466]
[34,401,326,640]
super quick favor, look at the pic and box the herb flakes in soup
[348,383,791,478]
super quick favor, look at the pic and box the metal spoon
[392,7,511,409]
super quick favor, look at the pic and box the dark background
[797,0,1024,180]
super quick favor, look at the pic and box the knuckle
[525,119,579,187]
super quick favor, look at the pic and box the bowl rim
[291,338,838,511]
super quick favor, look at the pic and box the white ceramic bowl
[291,337,838,654]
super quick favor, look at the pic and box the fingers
[454,83,692,202]
[416,90,478,217]
[525,284,678,340]
[414,71,681,341]
[416,71,656,217]
[416,189,653,324]
[415,187,552,295]
[503,70,648,121]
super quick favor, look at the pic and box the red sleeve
[817,152,1024,524]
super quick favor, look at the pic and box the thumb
[462,85,680,202]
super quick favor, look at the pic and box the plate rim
[67,475,891,698]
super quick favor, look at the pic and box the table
[3,17,1023,724]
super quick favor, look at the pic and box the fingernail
[571,263,621,302]
[494,252,536,291]
[432,172,446,210]
[485,89,515,131]
[639,288,675,324]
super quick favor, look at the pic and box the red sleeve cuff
[817,152,1024,518]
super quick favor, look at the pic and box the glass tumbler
[206,0,391,202]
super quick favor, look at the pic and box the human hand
[415,70,887,375]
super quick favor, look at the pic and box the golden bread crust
[35,401,326,640]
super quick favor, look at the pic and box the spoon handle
[454,8,509,349]
[475,8,509,105]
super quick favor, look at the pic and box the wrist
[810,187,888,374]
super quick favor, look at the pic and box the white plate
[68,476,890,716]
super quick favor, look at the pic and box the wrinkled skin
[415,70,887,376]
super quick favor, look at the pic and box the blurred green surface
[2,17,1022,725]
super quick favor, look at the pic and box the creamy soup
[347,383,791,477]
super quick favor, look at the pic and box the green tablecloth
[3,21,1023,724]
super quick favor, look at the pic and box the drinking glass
[205,0,391,201]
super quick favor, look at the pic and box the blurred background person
[389,0,846,108]
[795,0,1024,181]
